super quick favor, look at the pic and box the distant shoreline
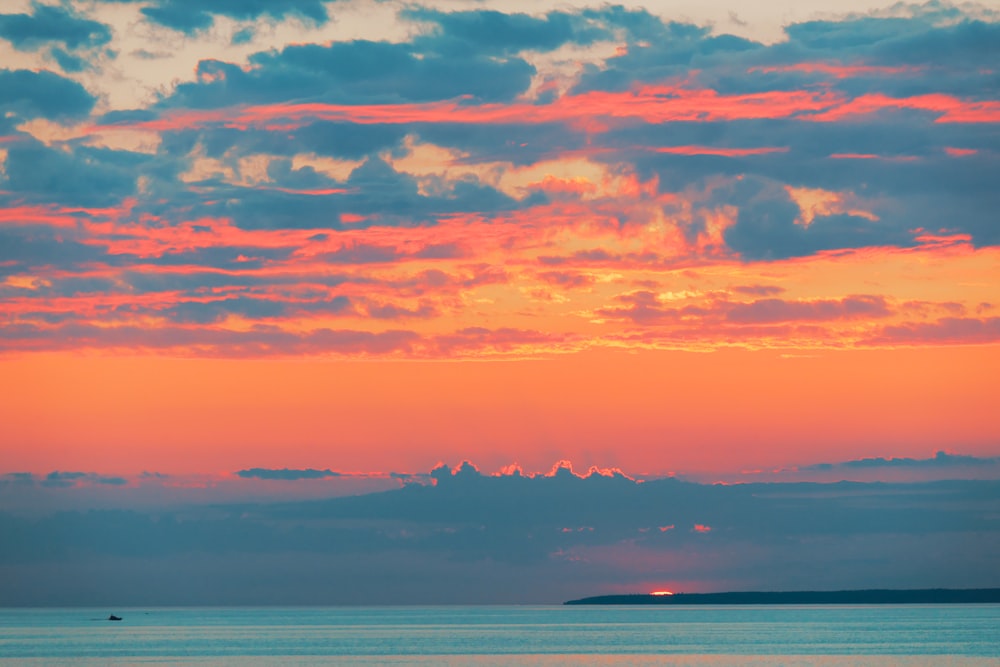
[564,588,1000,605]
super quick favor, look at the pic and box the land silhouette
[565,588,1000,605]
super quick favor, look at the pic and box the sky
[0,0,999,604]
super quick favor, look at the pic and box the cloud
[431,327,567,355]
[726,295,890,324]
[0,3,111,52]
[598,292,891,327]
[0,461,997,603]
[236,468,342,481]
[163,38,535,109]
[404,8,609,56]
[720,177,914,260]
[0,69,95,124]
[537,271,596,289]
[865,317,1000,345]
[0,322,422,357]
[731,285,785,297]
[803,451,1000,471]
[128,0,328,35]
[0,472,35,486]
[1,141,139,206]
[39,471,128,488]
[0,3,997,358]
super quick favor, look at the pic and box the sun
[650,590,674,596]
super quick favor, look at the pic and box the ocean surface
[1,605,998,666]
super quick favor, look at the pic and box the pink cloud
[653,145,789,157]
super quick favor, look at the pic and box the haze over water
[1,605,998,665]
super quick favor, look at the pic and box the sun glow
[651,590,675,596]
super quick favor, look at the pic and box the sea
[1,605,998,666]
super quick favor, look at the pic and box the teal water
[1,605,997,666]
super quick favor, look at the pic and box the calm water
[0,605,997,666]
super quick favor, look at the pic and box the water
[0,605,997,666]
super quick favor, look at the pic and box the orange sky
[3,343,997,476]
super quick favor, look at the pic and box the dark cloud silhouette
[116,0,329,35]
[0,3,111,51]
[237,468,343,481]
[37,471,128,488]
[1,141,140,206]
[804,451,1000,471]
[0,473,35,485]
[163,38,535,109]
[404,8,609,56]
[0,224,112,277]
[720,177,914,260]
[0,69,95,123]
[0,463,996,604]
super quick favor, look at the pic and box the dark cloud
[0,69,95,122]
[236,468,342,481]
[720,178,914,260]
[163,297,290,324]
[0,3,111,51]
[865,317,1000,345]
[40,471,128,488]
[404,8,609,57]
[127,0,328,35]
[293,122,407,160]
[803,451,1000,472]
[416,122,585,167]
[98,108,159,125]
[726,295,890,324]
[164,39,535,109]
[0,473,35,486]
[50,47,87,72]
[571,10,753,94]
[189,156,522,231]
[0,224,111,275]
[161,122,406,163]
[0,467,996,603]
[1,141,139,206]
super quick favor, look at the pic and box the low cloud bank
[0,462,996,605]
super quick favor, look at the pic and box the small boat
[108,615,122,621]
